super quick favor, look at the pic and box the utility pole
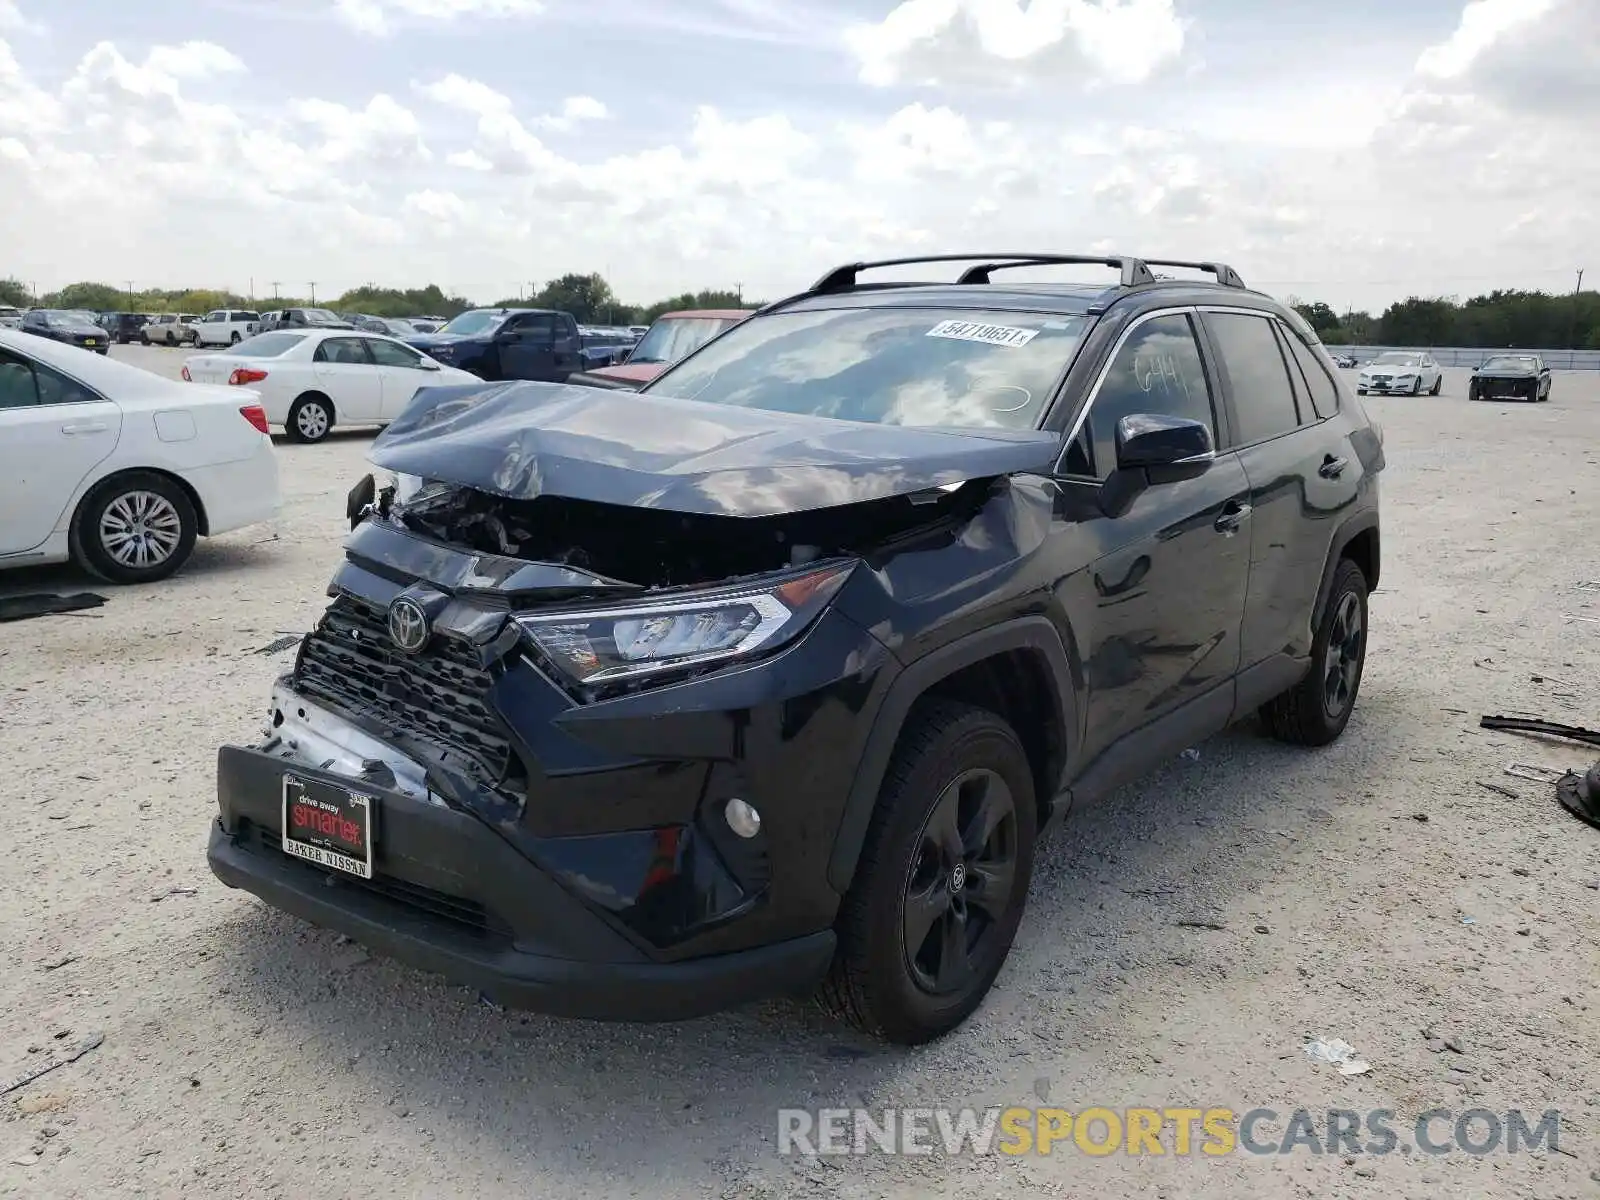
[735,281,743,305]
[1571,268,1585,350]
[270,281,281,300]
[127,281,134,308]
[308,282,317,305]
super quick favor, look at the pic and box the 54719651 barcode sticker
[925,320,1039,348]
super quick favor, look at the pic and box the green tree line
[0,273,754,327]
[1292,288,1600,349]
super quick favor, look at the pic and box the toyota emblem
[387,596,430,654]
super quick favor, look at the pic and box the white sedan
[182,329,480,443]
[0,328,281,584]
[1355,351,1443,396]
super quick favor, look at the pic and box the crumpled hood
[368,380,1060,518]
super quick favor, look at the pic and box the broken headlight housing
[516,562,854,687]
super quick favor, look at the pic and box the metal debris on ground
[149,886,198,902]
[40,954,77,972]
[1179,747,1201,762]
[1504,763,1567,784]
[0,592,107,623]
[252,635,303,656]
[1303,1037,1371,1076]
[1480,715,1600,747]
[1,1032,104,1098]
[1476,780,1520,799]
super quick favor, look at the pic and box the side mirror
[420,358,441,370]
[1115,414,1214,471]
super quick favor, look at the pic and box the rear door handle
[1319,455,1349,479]
[61,421,108,435]
[1214,501,1252,534]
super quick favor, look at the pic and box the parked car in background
[258,308,356,334]
[406,318,444,334]
[143,313,200,346]
[627,324,649,337]
[1330,352,1357,368]
[21,309,109,353]
[1467,354,1550,402]
[205,251,1383,1044]
[349,315,423,338]
[1355,351,1442,395]
[98,312,150,344]
[0,306,21,330]
[182,329,479,444]
[0,328,280,583]
[577,327,633,370]
[193,309,262,347]
[568,309,751,389]
[403,307,584,383]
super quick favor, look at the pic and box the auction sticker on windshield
[281,774,374,879]
[926,320,1039,348]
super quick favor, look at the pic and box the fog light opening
[725,798,762,839]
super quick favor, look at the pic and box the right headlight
[517,562,854,687]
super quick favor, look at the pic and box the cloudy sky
[0,0,1592,310]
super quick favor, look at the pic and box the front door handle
[1214,501,1252,534]
[1319,455,1348,479]
[61,421,108,435]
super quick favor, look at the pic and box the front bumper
[1357,377,1417,393]
[1471,376,1539,399]
[209,744,835,1019]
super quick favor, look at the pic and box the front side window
[645,307,1088,430]
[365,338,422,368]
[1061,312,1215,479]
[506,313,556,338]
[1206,312,1301,444]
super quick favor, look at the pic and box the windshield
[435,310,503,337]
[302,309,344,326]
[644,308,1089,430]
[1372,353,1420,366]
[225,332,307,357]
[1482,356,1535,370]
[630,316,738,365]
[48,313,99,330]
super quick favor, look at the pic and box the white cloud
[334,0,543,36]
[0,1,41,33]
[847,0,1185,88]
[414,72,511,115]
[1415,0,1557,79]
[144,41,247,80]
[536,94,609,132]
[289,93,431,165]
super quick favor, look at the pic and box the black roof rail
[1137,258,1246,289]
[810,253,1157,293]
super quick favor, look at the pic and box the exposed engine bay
[383,479,993,589]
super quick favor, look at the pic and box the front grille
[294,594,514,782]
[244,821,506,939]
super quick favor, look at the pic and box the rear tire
[71,471,198,584]
[1429,374,1442,395]
[1260,558,1368,747]
[286,394,334,444]
[819,700,1037,1044]
[230,331,241,344]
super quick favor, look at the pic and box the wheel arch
[73,465,210,539]
[827,616,1079,894]
[291,390,336,420]
[1312,510,1379,628]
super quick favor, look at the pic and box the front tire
[286,394,334,444]
[230,331,241,344]
[71,472,198,584]
[1410,377,1421,395]
[1429,374,1442,395]
[1356,388,1367,395]
[820,700,1037,1044]
[1260,558,1368,746]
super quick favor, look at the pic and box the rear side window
[1205,312,1301,444]
[0,350,38,408]
[1063,312,1215,479]
[507,313,556,338]
[239,311,259,322]
[313,337,372,364]
[1279,327,1340,420]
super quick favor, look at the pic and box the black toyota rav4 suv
[209,253,1383,1044]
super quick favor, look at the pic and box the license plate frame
[281,774,375,879]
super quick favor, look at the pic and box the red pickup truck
[569,309,752,389]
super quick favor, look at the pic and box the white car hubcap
[297,403,329,439]
[100,491,182,568]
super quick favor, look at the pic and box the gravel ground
[1,346,1597,1199]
